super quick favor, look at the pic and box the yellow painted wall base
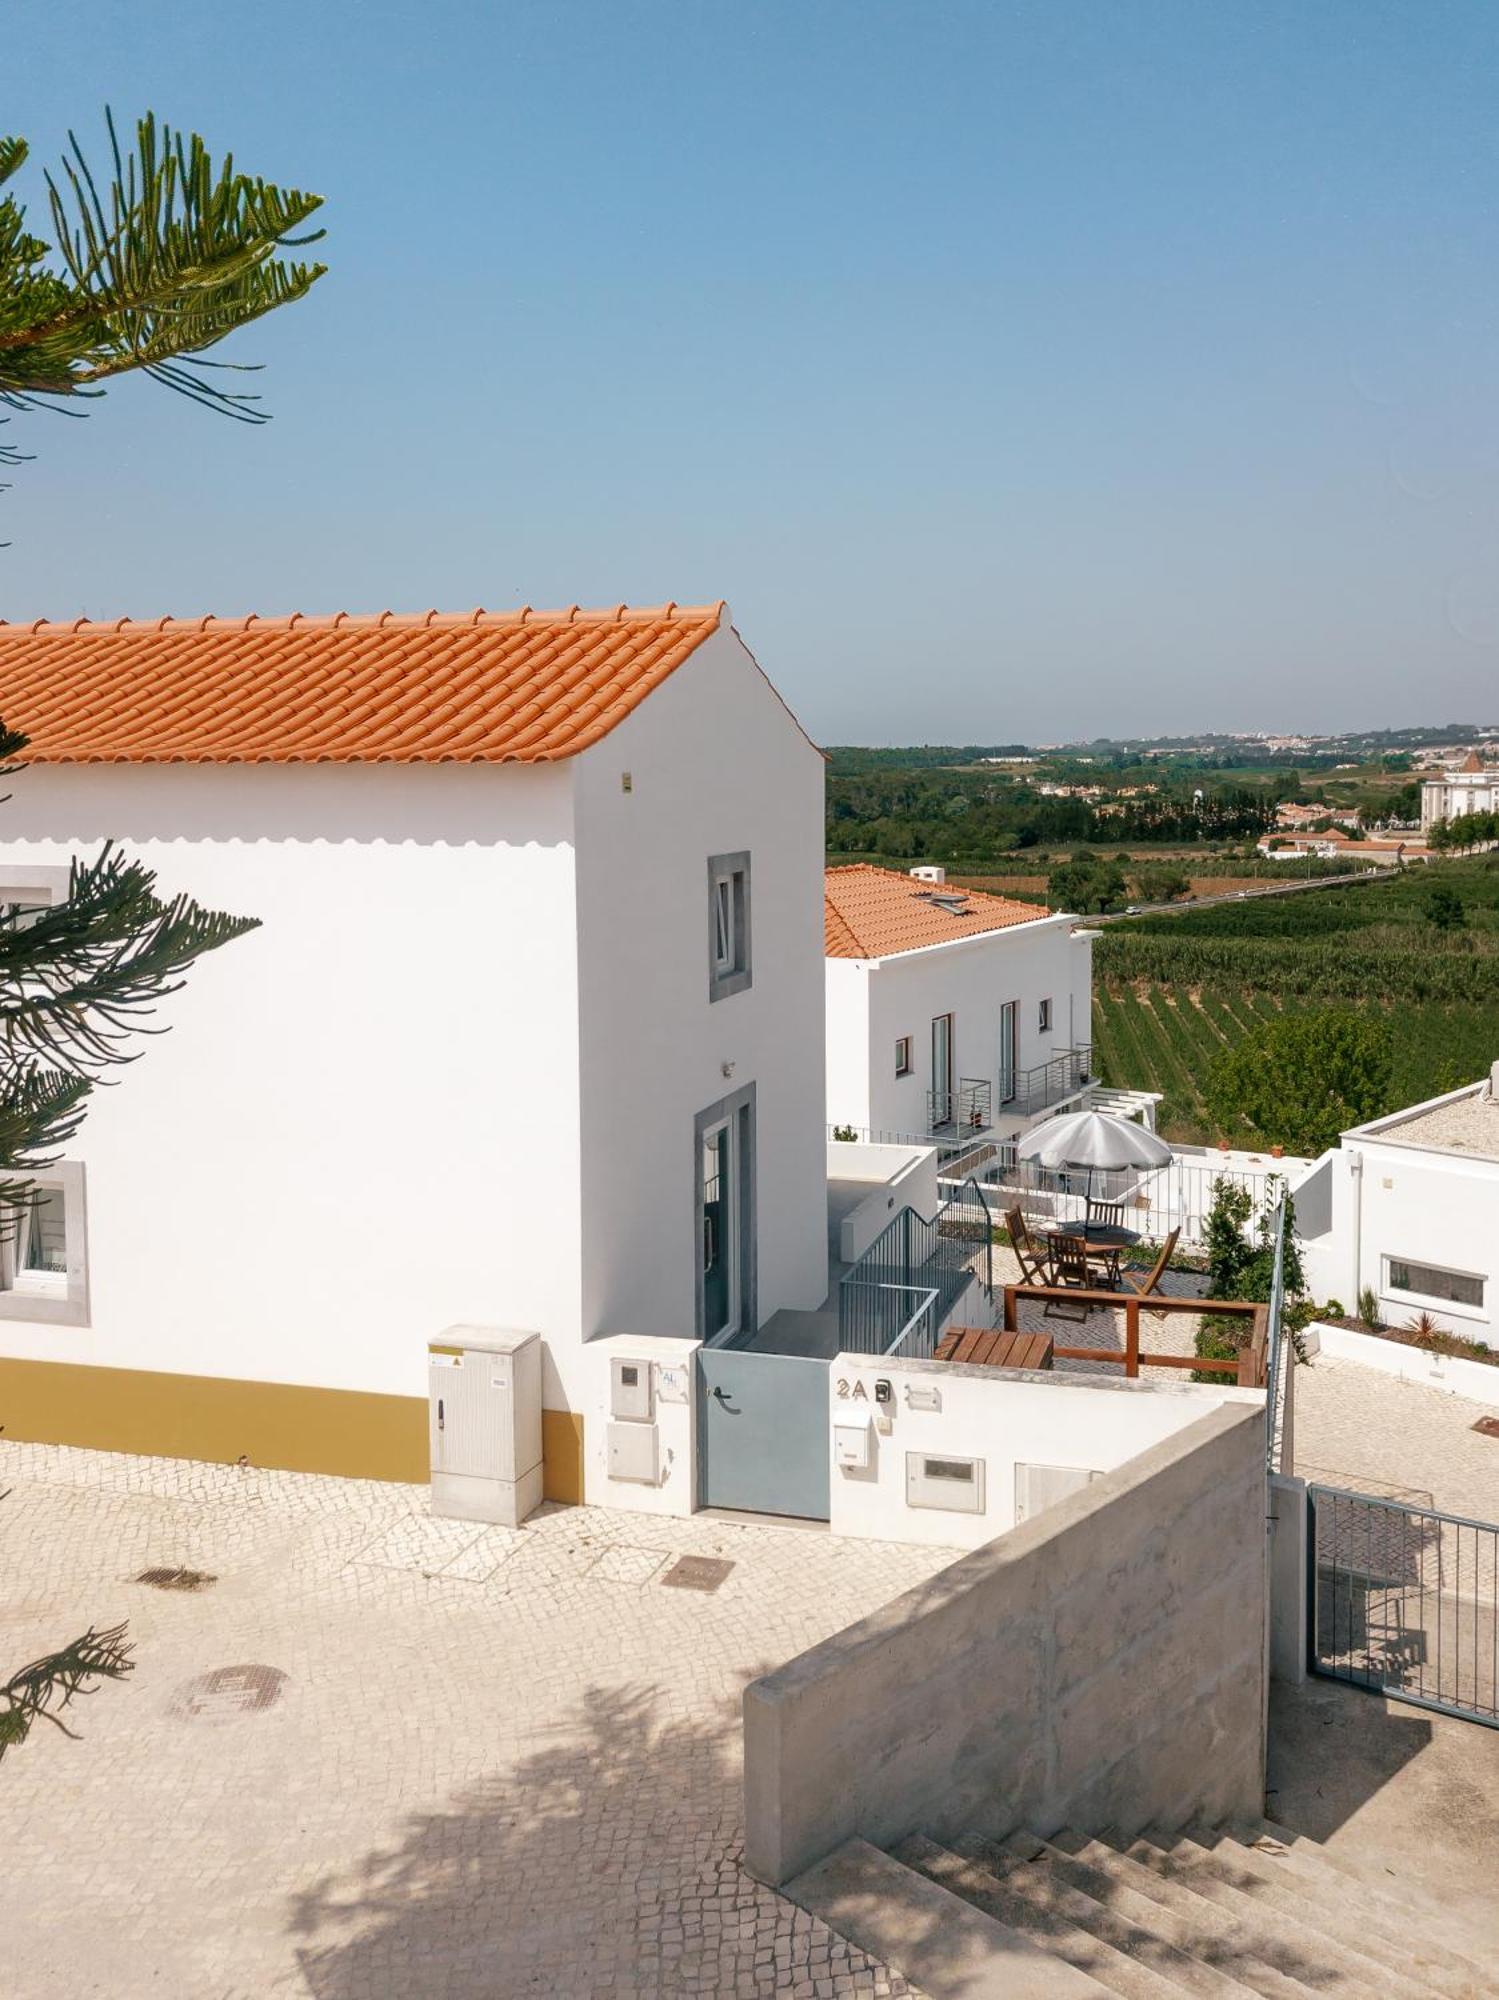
[0,1354,586,1500]
[543,1407,586,1503]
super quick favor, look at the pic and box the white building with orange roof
[1421,748,1499,829]
[824,864,1097,1155]
[0,601,828,1509]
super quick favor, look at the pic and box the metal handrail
[1263,1195,1289,1471]
[837,1174,996,1354]
[836,1282,942,1359]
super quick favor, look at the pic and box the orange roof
[1460,749,1488,773]
[0,603,727,763]
[825,865,1048,959]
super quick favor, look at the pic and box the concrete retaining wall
[744,1400,1267,1885]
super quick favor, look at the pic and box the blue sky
[7,0,1499,742]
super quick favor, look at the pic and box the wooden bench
[934,1326,1054,1371]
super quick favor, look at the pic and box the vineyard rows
[1092,983,1499,1144]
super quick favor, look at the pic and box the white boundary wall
[828,1352,1259,1549]
[1303,1320,1499,1409]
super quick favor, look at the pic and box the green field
[1092,858,1499,1143]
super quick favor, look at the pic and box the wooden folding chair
[1044,1232,1094,1321]
[1124,1227,1181,1314]
[1003,1206,1049,1287]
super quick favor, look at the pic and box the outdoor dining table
[1043,1220,1141,1286]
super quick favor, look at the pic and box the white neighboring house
[1294,1066,1499,1346]
[824,864,1096,1158]
[0,601,827,1500]
[1421,749,1499,830]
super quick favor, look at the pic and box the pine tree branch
[0,843,259,1073]
[0,110,325,426]
[0,1622,134,1758]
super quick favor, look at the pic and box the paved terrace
[996,1244,1499,1519]
[0,1440,952,1999]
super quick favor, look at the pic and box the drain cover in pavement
[135,1566,217,1591]
[661,1556,734,1593]
[170,1664,287,1724]
[1473,1417,1499,1439]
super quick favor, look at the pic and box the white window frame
[894,1035,913,1077]
[1038,996,1053,1034]
[707,851,752,1001]
[1383,1254,1485,1319]
[0,864,71,925]
[0,1160,90,1326]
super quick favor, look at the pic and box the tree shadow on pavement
[287,1675,913,2000]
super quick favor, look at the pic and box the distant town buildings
[1421,748,1499,830]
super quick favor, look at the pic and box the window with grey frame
[0,1161,90,1326]
[1384,1256,1484,1311]
[707,851,752,1000]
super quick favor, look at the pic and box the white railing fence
[937,1151,1293,1257]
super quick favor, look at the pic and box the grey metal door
[1309,1483,1498,1727]
[697,1349,830,1521]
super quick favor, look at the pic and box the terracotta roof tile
[0,603,726,763]
[824,864,1049,959]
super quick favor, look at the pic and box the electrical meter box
[905,1450,986,1515]
[606,1420,660,1484]
[428,1325,543,1527]
[610,1355,654,1422]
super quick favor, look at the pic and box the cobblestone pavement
[0,1441,953,1999]
[1291,1352,1499,1520]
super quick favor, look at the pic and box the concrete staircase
[786,1818,1493,2000]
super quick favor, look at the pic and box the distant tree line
[826,768,1274,866]
[1428,810,1499,853]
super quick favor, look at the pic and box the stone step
[785,1835,1112,1999]
[1179,1827,1488,2000]
[1127,1832,1430,2000]
[1012,1832,1318,2000]
[895,1833,1194,2000]
[1242,1817,1497,1974]
[1047,1832,1359,2000]
[967,1831,1264,1999]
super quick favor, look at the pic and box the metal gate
[1308,1483,1499,1727]
[696,1348,830,1521]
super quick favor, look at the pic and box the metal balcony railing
[925,1077,993,1137]
[1002,1045,1092,1115]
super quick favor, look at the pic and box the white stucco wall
[0,763,584,1402]
[827,1352,1254,1549]
[571,622,827,1362]
[1295,1132,1498,1343]
[824,959,871,1131]
[826,911,1088,1139]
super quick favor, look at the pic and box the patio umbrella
[1017,1109,1173,1176]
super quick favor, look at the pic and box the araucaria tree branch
[0,109,326,465]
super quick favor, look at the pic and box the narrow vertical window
[707,853,752,1000]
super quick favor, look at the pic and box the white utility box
[906,1450,986,1515]
[428,1325,543,1527]
[606,1420,660,1484]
